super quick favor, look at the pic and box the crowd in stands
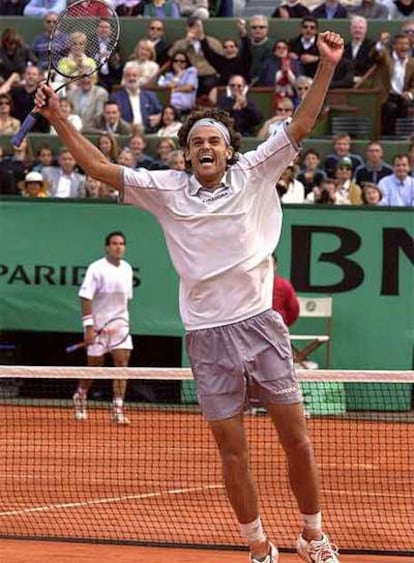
[0,3,413,205]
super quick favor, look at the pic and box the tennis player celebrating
[73,231,133,425]
[35,31,343,563]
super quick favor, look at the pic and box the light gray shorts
[185,309,302,421]
[87,334,133,357]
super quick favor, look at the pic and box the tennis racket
[66,316,130,353]
[12,0,120,147]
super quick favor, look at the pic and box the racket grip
[12,112,39,147]
[66,342,85,354]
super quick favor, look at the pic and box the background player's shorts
[185,309,302,421]
[87,334,133,357]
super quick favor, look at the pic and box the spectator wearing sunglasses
[217,74,262,136]
[289,17,320,78]
[30,12,58,71]
[146,19,171,66]
[248,15,275,83]
[157,51,198,116]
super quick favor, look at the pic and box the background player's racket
[66,316,130,353]
[12,0,120,147]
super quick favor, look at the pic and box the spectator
[307,177,338,204]
[145,19,171,66]
[0,145,18,194]
[401,20,414,54]
[150,137,177,169]
[0,28,38,81]
[157,50,198,116]
[177,0,209,19]
[31,12,59,72]
[0,93,20,135]
[23,0,65,17]
[344,16,376,85]
[143,0,181,18]
[0,0,29,15]
[96,17,123,92]
[389,0,414,19]
[167,148,186,171]
[258,40,302,98]
[209,0,233,16]
[200,18,252,103]
[168,16,223,96]
[42,147,86,198]
[117,146,137,169]
[361,182,383,205]
[67,74,109,132]
[257,97,294,139]
[272,0,310,19]
[129,39,160,88]
[276,162,305,203]
[1,137,34,186]
[128,133,156,169]
[378,154,414,206]
[349,0,389,19]
[84,174,116,200]
[354,141,394,185]
[32,143,56,172]
[271,255,299,328]
[248,15,275,84]
[110,61,162,133]
[57,31,96,79]
[373,33,414,136]
[50,97,82,134]
[312,0,348,18]
[115,1,142,16]
[156,104,183,138]
[289,17,320,79]
[96,133,121,163]
[217,74,262,136]
[293,74,313,107]
[334,157,363,205]
[86,100,132,135]
[21,170,49,198]
[297,148,327,196]
[323,134,363,178]
[329,55,355,89]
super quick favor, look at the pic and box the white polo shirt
[122,127,299,330]
[78,257,133,329]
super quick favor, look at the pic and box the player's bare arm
[288,31,344,144]
[34,83,123,193]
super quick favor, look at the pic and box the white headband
[187,118,231,146]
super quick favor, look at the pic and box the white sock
[113,398,123,410]
[240,516,267,544]
[301,511,322,538]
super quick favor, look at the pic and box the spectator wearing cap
[323,134,363,178]
[361,182,383,205]
[21,171,49,197]
[335,157,363,205]
[378,154,414,206]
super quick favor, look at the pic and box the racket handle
[12,111,39,147]
[66,342,86,354]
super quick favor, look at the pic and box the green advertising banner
[0,200,413,370]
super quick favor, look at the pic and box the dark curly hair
[177,107,241,170]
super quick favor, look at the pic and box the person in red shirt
[272,254,299,327]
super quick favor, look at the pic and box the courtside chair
[289,296,333,369]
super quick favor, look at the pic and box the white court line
[0,484,224,518]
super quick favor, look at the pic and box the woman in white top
[129,39,160,87]
[156,104,183,138]
[50,97,82,134]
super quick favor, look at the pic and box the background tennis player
[35,30,344,563]
[73,231,133,425]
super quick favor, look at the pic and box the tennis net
[0,366,413,556]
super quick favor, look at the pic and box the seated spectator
[167,149,186,171]
[129,39,160,88]
[217,74,262,136]
[177,0,209,19]
[354,141,394,185]
[361,182,383,205]
[115,1,142,16]
[117,146,137,169]
[349,0,389,19]
[10,65,49,133]
[96,133,120,163]
[157,51,198,116]
[258,40,302,99]
[323,134,364,178]
[276,163,305,203]
[68,74,108,132]
[344,16,376,86]
[86,100,131,135]
[297,148,327,197]
[329,56,355,89]
[0,28,37,82]
[0,145,18,194]
[57,31,96,79]
[293,74,312,107]
[150,137,177,169]
[110,61,162,133]
[248,15,275,84]
[378,154,414,206]
[257,97,294,139]
[84,174,116,199]
[306,177,338,205]
[128,133,156,169]
[50,97,82,134]
[23,0,65,17]
[21,170,49,198]
[31,12,58,72]
[42,147,85,198]
[335,157,363,205]
[143,0,181,18]
[0,0,29,15]
[402,20,414,55]
[209,0,233,17]
[0,93,20,135]
[32,143,56,172]
[168,16,223,96]
[145,19,171,66]
[289,17,320,79]
[156,104,183,138]
[96,17,123,92]
[389,0,414,19]
[272,0,310,19]
[1,137,34,186]
[312,0,348,18]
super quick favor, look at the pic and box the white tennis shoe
[297,533,340,562]
[112,410,130,425]
[73,393,87,421]
[250,542,279,563]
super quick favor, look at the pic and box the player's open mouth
[199,154,214,165]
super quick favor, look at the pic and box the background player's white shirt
[122,127,298,331]
[78,257,133,329]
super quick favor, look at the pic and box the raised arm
[288,31,344,145]
[34,83,123,192]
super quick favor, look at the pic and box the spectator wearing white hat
[21,170,49,197]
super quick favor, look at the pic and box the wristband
[82,315,94,328]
